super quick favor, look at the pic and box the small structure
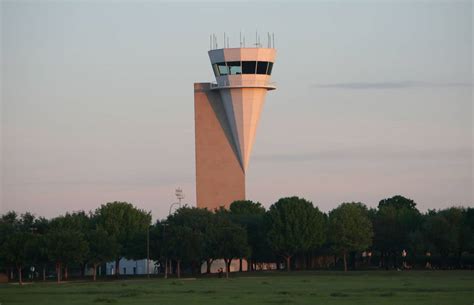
[105,258,157,276]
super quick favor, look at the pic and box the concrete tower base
[194,83,245,210]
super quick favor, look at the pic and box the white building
[106,258,158,276]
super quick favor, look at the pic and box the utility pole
[146,225,150,278]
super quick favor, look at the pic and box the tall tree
[422,207,465,267]
[2,232,31,285]
[163,207,214,277]
[49,211,92,277]
[266,197,326,271]
[211,215,249,278]
[31,217,51,281]
[94,202,151,276]
[373,195,421,268]
[328,202,373,271]
[0,212,43,284]
[86,228,119,281]
[461,208,474,255]
[0,212,20,279]
[228,200,269,271]
[45,229,88,283]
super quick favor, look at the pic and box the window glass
[227,61,242,75]
[242,61,256,74]
[256,61,269,74]
[217,62,229,75]
[212,64,220,76]
[266,62,273,75]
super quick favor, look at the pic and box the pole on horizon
[146,225,150,278]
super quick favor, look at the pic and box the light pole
[146,225,150,278]
[164,187,185,279]
[162,222,168,279]
[169,187,185,215]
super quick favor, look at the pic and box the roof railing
[209,32,275,50]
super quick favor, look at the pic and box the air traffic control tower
[194,35,276,210]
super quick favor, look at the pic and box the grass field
[0,271,473,305]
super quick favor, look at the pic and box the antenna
[224,32,226,48]
[227,36,229,48]
[272,32,275,49]
[175,187,185,204]
[240,31,242,47]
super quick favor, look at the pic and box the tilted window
[266,62,273,75]
[227,61,242,75]
[213,61,274,76]
[242,61,257,74]
[217,62,229,76]
[256,61,269,74]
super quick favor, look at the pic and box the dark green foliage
[164,207,213,261]
[228,201,273,266]
[160,206,249,277]
[328,202,373,271]
[46,229,89,267]
[0,195,473,283]
[373,195,422,268]
[93,202,151,274]
[229,200,266,215]
[211,214,249,277]
[266,197,326,270]
[461,208,474,252]
[86,228,119,280]
[419,207,471,268]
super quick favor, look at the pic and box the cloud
[311,81,473,90]
[253,147,472,163]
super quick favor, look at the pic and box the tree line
[0,196,473,284]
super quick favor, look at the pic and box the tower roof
[208,48,276,63]
[208,47,276,171]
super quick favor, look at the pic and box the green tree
[461,208,474,254]
[149,221,166,274]
[0,212,43,284]
[49,211,92,277]
[0,212,19,278]
[211,215,249,278]
[422,207,465,267]
[266,197,326,271]
[229,200,266,215]
[228,200,269,272]
[22,222,50,282]
[163,207,214,277]
[373,195,421,268]
[1,232,32,285]
[86,228,119,281]
[45,229,88,283]
[94,202,151,276]
[328,202,373,271]
[31,217,51,281]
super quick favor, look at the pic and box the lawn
[0,271,472,305]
